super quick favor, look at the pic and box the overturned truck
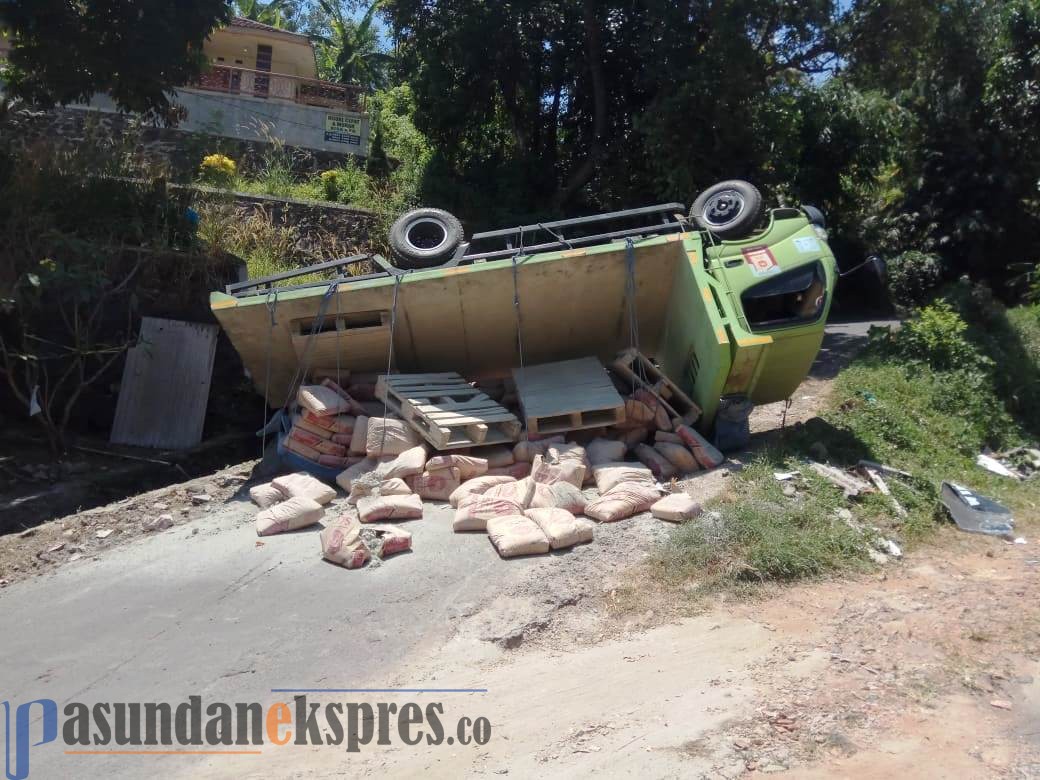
[210,180,837,431]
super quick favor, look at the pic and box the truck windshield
[741,261,826,331]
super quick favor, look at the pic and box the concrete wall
[80,90,369,157]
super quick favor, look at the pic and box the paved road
[0,320,889,778]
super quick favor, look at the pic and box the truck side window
[741,261,826,330]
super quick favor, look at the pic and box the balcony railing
[193,64,365,112]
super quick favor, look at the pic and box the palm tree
[315,0,393,91]
[233,0,295,30]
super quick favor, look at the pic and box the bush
[886,250,944,307]
[896,300,989,371]
[199,154,236,186]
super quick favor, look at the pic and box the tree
[314,0,393,91]
[0,0,229,119]
[233,0,300,31]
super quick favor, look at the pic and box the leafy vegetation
[656,290,1040,591]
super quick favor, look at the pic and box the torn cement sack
[366,417,421,457]
[584,482,661,523]
[486,515,551,558]
[476,445,515,469]
[406,467,463,501]
[530,454,586,489]
[527,481,587,514]
[336,457,379,492]
[650,492,703,522]
[592,462,656,494]
[320,519,369,569]
[587,437,627,466]
[449,475,517,508]
[256,496,324,536]
[249,482,285,509]
[453,495,524,532]
[360,523,412,558]
[484,477,538,509]
[272,472,337,505]
[374,445,428,481]
[634,444,677,482]
[297,384,353,417]
[320,378,365,415]
[486,462,532,479]
[525,507,594,549]
[349,416,369,456]
[675,424,725,469]
[303,411,355,435]
[426,454,488,480]
[513,436,565,463]
[346,474,412,506]
[654,442,699,474]
[357,492,423,523]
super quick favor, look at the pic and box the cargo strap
[261,289,279,455]
[624,238,649,390]
[511,227,529,370]
[379,273,405,455]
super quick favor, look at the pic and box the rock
[190,494,212,504]
[192,528,199,535]
[68,554,83,563]
[151,502,170,511]
[990,699,1013,710]
[47,542,65,553]
[95,529,115,539]
[781,483,797,497]
[144,514,174,532]
[62,529,77,538]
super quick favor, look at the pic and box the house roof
[228,16,312,43]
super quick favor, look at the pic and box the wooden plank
[613,347,702,422]
[513,357,625,434]
[110,318,218,450]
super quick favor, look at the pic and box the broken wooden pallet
[612,348,701,424]
[512,358,625,435]
[375,372,521,450]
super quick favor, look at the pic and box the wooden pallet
[612,348,702,424]
[512,358,625,435]
[375,373,521,450]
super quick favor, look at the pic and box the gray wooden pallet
[512,358,625,435]
[612,348,701,424]
[375,373,521,450]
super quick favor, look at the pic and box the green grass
[655,295,1040,592]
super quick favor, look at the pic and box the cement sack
[360,523,412,558]
[303,410,355,435]
[453,495,524,532]
[284,436,322,463]
[584,482,661,523]
[375,445,428,481]
[654,430,683,445]
[592,462,656,493]
[485,477,538,509]
[366,417,421,457]
[297,384,353,417]
[317,453,351,469]
[357,492,423,523]
[346,474,411,506]
[336,457,379,492]
[487,515,551,558]
[513,435,565,463]
[476,445,515,469]
[249,482,285,509]
[449,475,517,508]
[547,443,594,486]
[633,388,672,431]
[530,454,586,489]
[651,492,703,522]
[406,467,463,501]
[634,444,677,482]
[675,424,725,469]
[293,416,335,440]
[320,378,365,415]
[625,398,656,425]
[320,519,369,569]
[527,481,587,514]
[654,442,699,474]
[587,438,627,466]
[427,454,488,480]
[525,507,594,549]
[256,496,324,536]
[486,462,532,479]
[290,427,347,456]
[349,416,370,455]
[618,426,649,450]
[272,472,337,505]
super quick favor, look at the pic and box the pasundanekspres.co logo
[3,688,490,779]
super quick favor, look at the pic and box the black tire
[690,180,763,239]
[801,204,826,228]
[388,207,464,269]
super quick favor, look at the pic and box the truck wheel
[388,208,464,269]
[690,180,763,239]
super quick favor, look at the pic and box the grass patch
[655,290,1040,592]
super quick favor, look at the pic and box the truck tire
[690,180,763,239]
[388,208,464,269]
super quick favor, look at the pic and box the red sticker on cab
[741,245,780,276]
